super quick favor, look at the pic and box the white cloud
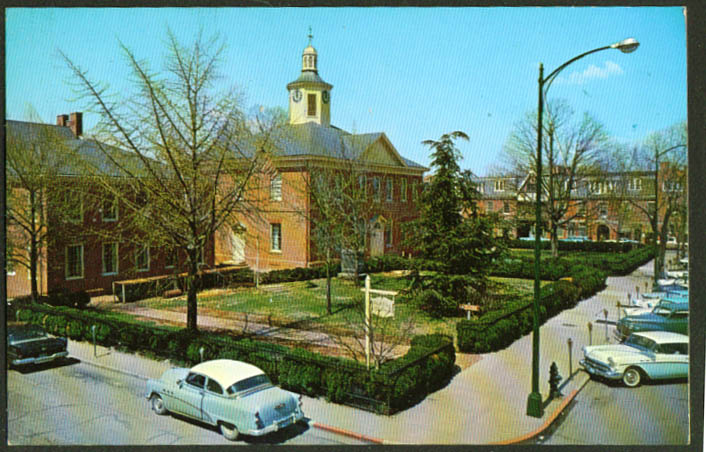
[558,60,624,85]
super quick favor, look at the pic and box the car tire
[622,367,643,387]
[219,422,240,441]
[150,394,168,415]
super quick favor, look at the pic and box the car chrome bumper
[12,351,69,366]
[579,359,622,379]
[245,410,304,436]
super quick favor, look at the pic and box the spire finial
[308,26,313,45]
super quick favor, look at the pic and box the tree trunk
[186,256,199,332]
[326,249,332,315]
[550,223,559,258]
[30,238,39,302]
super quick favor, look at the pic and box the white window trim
[359,175,367,197]
[102,242,119,276]
[65,244,84,280]
[66,193,84,223]
[373,177,381,201]
[270,223,282,253]
[270,174,282,202]
[102,196,118,222]
[386,178,394,202]
[136,245,150,272]
[494,179,505,192]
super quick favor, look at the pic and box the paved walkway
[69,258,656,444]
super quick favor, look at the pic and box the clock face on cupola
[286,28,333,126]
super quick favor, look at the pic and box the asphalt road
[7,359,368,445]
[543,376,689,445]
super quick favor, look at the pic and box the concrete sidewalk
[66,259,656,444]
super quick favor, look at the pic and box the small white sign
[372,296,394,317]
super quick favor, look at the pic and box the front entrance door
[597,225,610,241]
[371,223,385,256]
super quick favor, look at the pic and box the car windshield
[652,306,673,317]
[625,335,657,352]
[226,374,272,396]
[8,325,48,343]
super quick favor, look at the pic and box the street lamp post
[527,38,639,418]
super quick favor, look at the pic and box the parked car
[561,236,590,242]
[7,323,69,368]
[580,331,688,387]
[623,295,688,317]
[615,300,688,341]
[145,359,304,441]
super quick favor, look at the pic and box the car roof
[633,331,689,344]
[190,359,265,389]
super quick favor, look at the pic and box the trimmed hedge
[491,246,655,280]
[457,264,607,353]
[14,303,454,415]
[507,239,641,253]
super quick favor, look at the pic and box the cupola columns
[287,30,333,126]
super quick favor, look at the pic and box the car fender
[204,396,251,430]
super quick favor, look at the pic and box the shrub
[14,303,454,415]
[457,262,609,353]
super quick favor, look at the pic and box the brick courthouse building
[6,39,427,298]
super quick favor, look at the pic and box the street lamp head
[611,38,640,53]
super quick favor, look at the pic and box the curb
[491,372,591,445]
[78,356,149,382]
[309,421,388,444]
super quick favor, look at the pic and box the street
[543,376,688,445]
[7,359,368,445]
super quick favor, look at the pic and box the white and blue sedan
[580,331,688,387]
[145,359,304,440]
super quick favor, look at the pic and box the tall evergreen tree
[406,132,505,316]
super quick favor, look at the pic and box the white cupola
[286,28,332,126]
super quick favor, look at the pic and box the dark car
[615,301,688,342]
[7,323,69,368]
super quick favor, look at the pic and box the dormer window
[494,179,505,192]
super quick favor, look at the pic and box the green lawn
[128,271,543,341]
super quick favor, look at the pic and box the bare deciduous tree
[500,100,608,257]
[61,30,281,331]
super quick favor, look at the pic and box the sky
[6,7,687,176]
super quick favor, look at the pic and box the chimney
[56,114,69,127]
[69,112,83,137]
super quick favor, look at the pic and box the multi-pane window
[412,181,418,201]
[271,223,282,252]
[401,179,408,202]
[599,204,608,217]
[307,94,317,116]
[136,245,150,272]
[663,181,682,192]
[102,196,118,221]
[503,202,510,214]
[358,175,367,196]
[66,244,84,279]
[385,221,393,247]
[486,202,494,213]
[102,242,118,275]
[628,177,642,191]
[270,174,282,201]
[165,248,177,269]
[373,177,381,201]
[386,178,393,202]
[647,201,657,214]
[65,192,83,223]
[494,179,505,192]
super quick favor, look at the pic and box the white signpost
[361,275,399,369]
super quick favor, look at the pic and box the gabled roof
[271,122,426,171]
[7,119,152,177]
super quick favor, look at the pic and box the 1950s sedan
[580,331,688,387]
[7,323,69,368]
[145,359,304,440]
